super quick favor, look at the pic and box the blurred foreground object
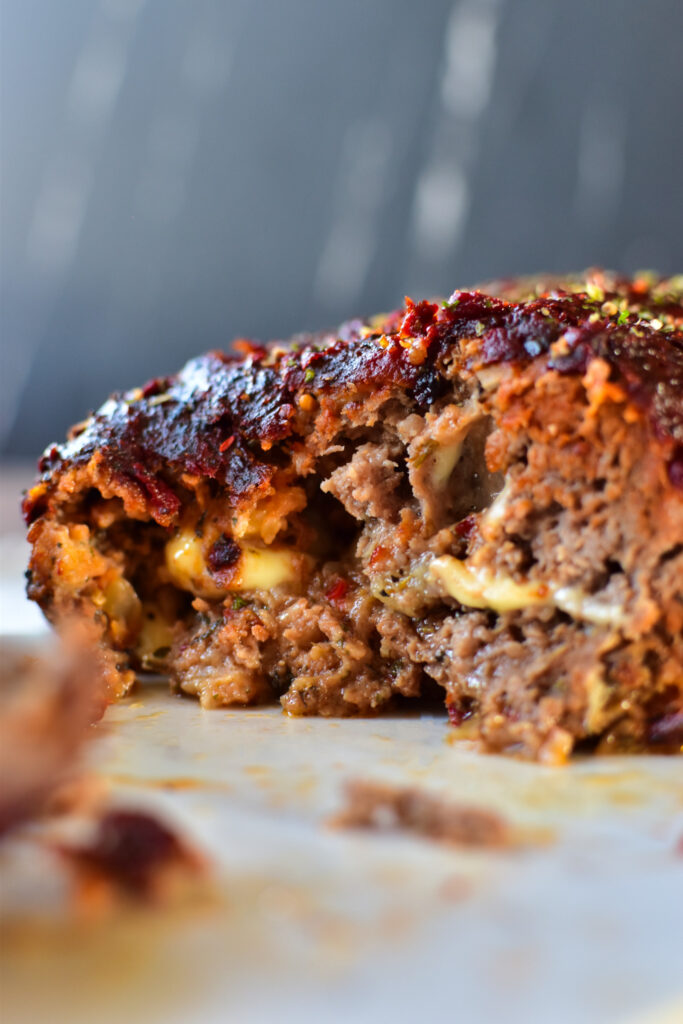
[56,809,207,910]
[0,631,104,835]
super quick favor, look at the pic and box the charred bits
[207,534,241,577]
[59,809,204,901]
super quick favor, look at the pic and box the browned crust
[23,271,683,530]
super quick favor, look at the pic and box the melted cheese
[102,576,141,623]
[430,556,549,612]
[136,607,175,669]
[431,441,464,489]
[91,573,142,644]
[480,480,512,532]
[165,530,224,599]
[552,586,625,627]
[165,529,306,598]
[233,485,307,544]
[430,555,626,626]
[235,546,304,590]
[410,439,464,490]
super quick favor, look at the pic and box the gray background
[2,0,682,456]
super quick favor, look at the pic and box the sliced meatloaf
[23,270,683,761]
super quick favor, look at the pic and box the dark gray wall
[2,0,682,455]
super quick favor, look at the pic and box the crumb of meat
[57,809,206,908]
[331,779,511,848]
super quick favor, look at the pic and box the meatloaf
[23,270,683,761]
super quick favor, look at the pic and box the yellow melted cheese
[430,556,549,613]
[552,586,626,628]
[136,606,176,668]
[237,546,305,590]
[164,529,306,599]
[165,530,224,599]
[431,441,464,489]
[429,555,626,626]
[410,439,464,490]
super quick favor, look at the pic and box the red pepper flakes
[399,297,439,339]
[141,377,166,399]
[369,544,387,567]
[447,700,475,727]
[325,579,349,604]
[28,275,683,523]
[233,339,267,359]
[219,435,235,453]
[455,515,476,540]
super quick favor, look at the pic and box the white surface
[1,525,682,1024]
[97,693,683,1024]
[0,535,49,635]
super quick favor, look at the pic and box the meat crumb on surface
[57,809,206,908]
[331,779,511,848]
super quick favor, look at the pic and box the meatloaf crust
[23,270,683,760]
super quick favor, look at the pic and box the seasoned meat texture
[23,270,683,760]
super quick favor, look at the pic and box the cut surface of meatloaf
[23,270,683,761]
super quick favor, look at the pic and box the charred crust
[21,271,683,531]
[207,534,241,575]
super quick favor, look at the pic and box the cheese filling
[164,529,308,599]
[410,439,464,489]
[430,555,626,626]
[164,514,626,629]
[430,556,549,613]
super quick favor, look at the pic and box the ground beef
[322,440,405,523]
[174,580,423,716]
[23,270,683,760]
